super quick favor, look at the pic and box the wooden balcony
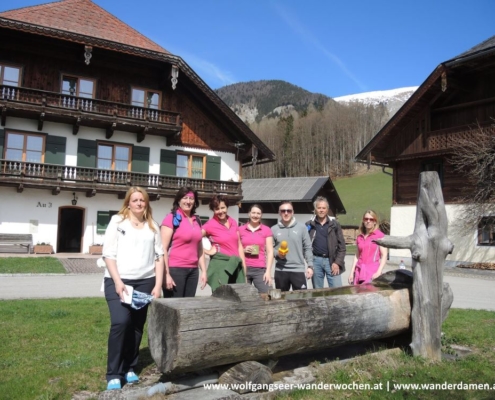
[0,160,242,201]
[0,85,182,138]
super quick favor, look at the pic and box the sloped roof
[0,0,275,165]
[0,0,168,53]
[241,177,346,214]
[355,33,495,165]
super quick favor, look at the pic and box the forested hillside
[244,100,389,178]
[215,80,331,123]
[215,80,406,179]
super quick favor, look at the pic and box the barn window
[0,64,21,86]
[61,75,95,98]
[97,143,132,171]
[421,159,443,186]
[4,131,44,163]
[478,217,495,246]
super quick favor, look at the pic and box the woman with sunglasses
[161,186,207,297]
[348,210,388,285]
[238,204,274,293]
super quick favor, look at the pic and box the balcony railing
[0,159,241,197]
[0,85,181,126]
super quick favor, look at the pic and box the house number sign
[37,202,53,208]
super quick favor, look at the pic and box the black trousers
[104,276,155,382]
[163,267,198,298]
[274,270,307,291]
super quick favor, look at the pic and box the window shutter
[44,135,67,165]
[160,149,177,176]
[206,155,221,180]
[77,139,97,167]
[0,129,4,158]
[131,146,150,173]
[97,210,118,235]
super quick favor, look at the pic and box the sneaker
[107,379,121,390]
[126,371,139,383]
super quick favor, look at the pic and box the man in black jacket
[306,196,346,288]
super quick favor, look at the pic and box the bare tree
[450,122,495,233]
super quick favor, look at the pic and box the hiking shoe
[107,379,121,390]
[126,371,139,383]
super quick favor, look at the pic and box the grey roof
[241,177,332,202]
[445,34,495,65]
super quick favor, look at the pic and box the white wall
[390,204,495,265]
[0,188,239,253]
[1,118,241,252]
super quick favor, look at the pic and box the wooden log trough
[148,270,453,374]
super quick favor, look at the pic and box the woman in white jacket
[102,187,164,390]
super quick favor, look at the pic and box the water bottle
[147,382,172,396]
[399,260,406,270]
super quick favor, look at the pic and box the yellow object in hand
[278,240,289,256]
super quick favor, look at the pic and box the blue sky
[4,0,495,97]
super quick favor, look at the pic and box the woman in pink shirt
[202,195,246,290]
[348,210,388,285]
[238,204,274,293]
[161,186,207,297]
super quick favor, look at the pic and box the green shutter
[206,155,221,180]
[0,129,4,158]
[77,139,97,167]
[97,210,118,235]
[160,149,177,176]
[44,135,66,165]
[131,146,150,173]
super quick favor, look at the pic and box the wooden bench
[0,234,33,254]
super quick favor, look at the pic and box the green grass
[1,300,493,400]
[277,309,495,400]
[0,257,66,273]
[333,170,393,226]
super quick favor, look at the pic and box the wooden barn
[0,0,274,253]
[355,34,495,265]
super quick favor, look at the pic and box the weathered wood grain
[148,270,452,374]
[376,171,454,361]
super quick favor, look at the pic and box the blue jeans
[312,256,342,288]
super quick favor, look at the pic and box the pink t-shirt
[203,216,240,257]
[162,208,203,268]
[238,224,272,268]
[355,229,385,283]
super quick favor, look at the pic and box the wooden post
[375,171,454,361]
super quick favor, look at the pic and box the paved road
[1,255,494,311]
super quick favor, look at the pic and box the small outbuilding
[239,176,346,227]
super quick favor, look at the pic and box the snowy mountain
[334,86,418,116]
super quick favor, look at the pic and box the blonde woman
[348,210,387,285]
[102,187,164,390]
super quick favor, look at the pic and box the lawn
[0,298,493,400]
[333,170,393,226]
[0,257,66,274]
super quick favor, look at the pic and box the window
[131,87,160,109]
[478,217,495,246]
[97,210,119,235]
[4,132,44,162]
[61,75,95,98]
[1,65,21,86]
[97,143,131,171]
[421,159,443,186]
[177,153,205,179]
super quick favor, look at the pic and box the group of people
[100,186,388,390]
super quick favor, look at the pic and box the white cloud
[180,51,236,88]
[272,2,367,92]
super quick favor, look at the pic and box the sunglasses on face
[363,217,375,222]
[279,209,293,214]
